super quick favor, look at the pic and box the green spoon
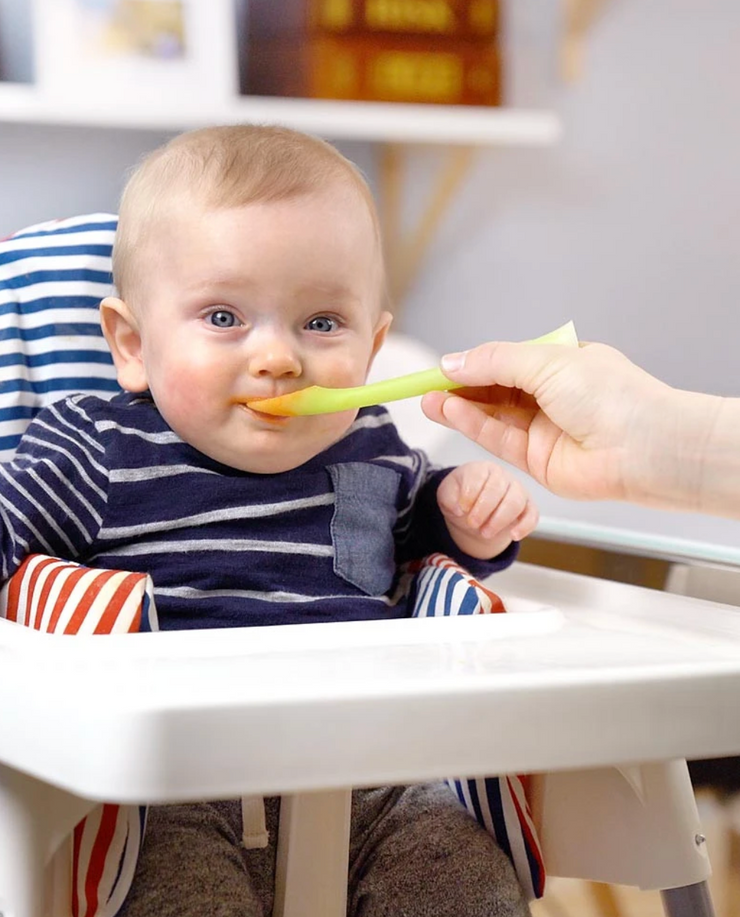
[247,321,578,417]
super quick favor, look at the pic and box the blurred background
[2,0,740,598]
[2,3,740,914]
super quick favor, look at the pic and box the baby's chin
[191,442,305,474]
[231,453,317,475]
[207,430,357,475]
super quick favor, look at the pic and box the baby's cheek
[155,365,212,427]
[319,353,368,388]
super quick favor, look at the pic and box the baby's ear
[100,297,148,392]
[369,310,393,365]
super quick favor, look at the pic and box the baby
[1,125,536,916]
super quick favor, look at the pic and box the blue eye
[306,316,338,333]
[208,310,239,329]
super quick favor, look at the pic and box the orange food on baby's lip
[244,395,296,417]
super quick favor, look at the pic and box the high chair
[1,214,733,917]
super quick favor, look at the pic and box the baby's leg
[118,799,277,917]
[349,783,531,917]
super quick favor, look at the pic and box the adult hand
[421,340,724,512]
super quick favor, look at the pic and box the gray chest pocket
[328,462,401,596]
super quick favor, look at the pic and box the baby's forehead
[148,179,374,236]
[137,186,385,291]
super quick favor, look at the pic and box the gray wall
[398,0,740,558]
[0,124,174,228]
[399,0,740,401]
[1,0,739,555]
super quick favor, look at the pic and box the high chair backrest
[0,214,120,462]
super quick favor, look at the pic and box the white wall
[396,0,740,556]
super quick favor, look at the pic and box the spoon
[247,320,578,417]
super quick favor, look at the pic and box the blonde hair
[113,123,384,303]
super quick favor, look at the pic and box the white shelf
[0,81,561,146]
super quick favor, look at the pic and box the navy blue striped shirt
[0,392,517,629]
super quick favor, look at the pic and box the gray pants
[118,783,531,917]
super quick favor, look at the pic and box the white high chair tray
[1,563,740,804]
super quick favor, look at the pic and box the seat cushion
[1,552,157,633]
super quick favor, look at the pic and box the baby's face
[127,189,390,473]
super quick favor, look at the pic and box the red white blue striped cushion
[2,553,157,635]
[0,554,156,917]
[404,551,507,616]
[407,553,545,900]
[71,804,147,917]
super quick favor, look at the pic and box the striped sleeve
[0,396,109,580]
[0,213,120,463]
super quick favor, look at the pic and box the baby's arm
[0,399,108,581]
[436,461,539,559]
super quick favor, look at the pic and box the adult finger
[420,390,457,430]
[441,341,573,395]
[439,394,531,473]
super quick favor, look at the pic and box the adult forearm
[697,396,740,519]
[625,389,740,520]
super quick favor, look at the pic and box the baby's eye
[208,310,240,329]
[305,315,338,334]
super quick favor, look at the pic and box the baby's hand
[436,461,539,559]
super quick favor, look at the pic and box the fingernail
[441,351,467,373]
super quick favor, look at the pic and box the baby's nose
[247,333,301,378]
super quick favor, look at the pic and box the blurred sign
[238,0,503,106]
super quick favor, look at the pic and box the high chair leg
[273,788,352,917]
[0,762,96,917]
[531,762,713,890]
[660,880,716,917]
